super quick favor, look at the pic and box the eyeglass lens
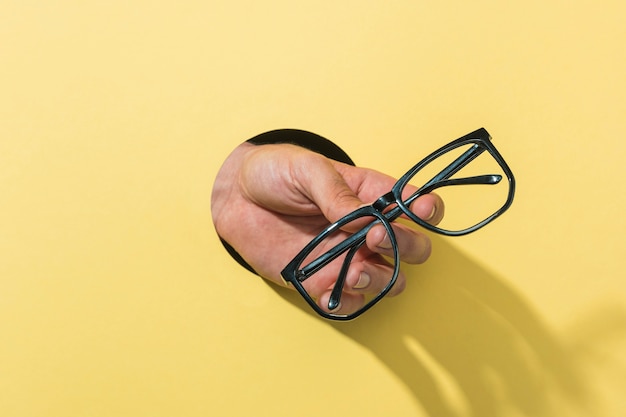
[296,213,398,318]
[402,144,509,233]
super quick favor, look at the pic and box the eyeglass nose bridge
[372,191,397,213]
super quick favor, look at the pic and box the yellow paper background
[1,1,624,416]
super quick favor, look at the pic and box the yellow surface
[2,1,625,416]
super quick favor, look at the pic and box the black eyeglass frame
[280,128,516,321]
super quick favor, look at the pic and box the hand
[211,141,444,315]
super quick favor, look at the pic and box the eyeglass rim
[282,207,401,321]
[392,128,516,236]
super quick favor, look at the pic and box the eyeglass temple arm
[390,143,489,221]
[400,174,501,214]
[328,241,363,310]
[299,222,373,278]
[427,143,485,184]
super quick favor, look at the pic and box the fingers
[344,260,407,297]
[361,192,442,265]
[301,254,405,299]
[301,193,439,316]
[366,223,432,265]
[316,264,407,316]
[295,156,366,224]
[308,218,432,315]
[409,193,445,226]
[301,220,431,316]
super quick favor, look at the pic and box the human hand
[211,141,444,315]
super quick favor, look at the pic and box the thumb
[299,159,365,224]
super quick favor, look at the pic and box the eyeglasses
[280,128,516,321]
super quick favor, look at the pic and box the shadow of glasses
[271,235,592,417]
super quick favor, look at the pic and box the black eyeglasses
[280,128,516,320]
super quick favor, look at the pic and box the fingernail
[353,272,371,289]
[377,234,392,250]
[425,205,437,221]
